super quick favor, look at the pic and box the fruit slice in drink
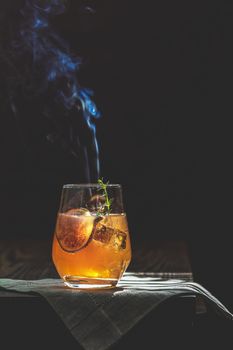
[55,209,95,252]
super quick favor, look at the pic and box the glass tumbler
[52,184,132,289]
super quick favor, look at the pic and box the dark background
[0,1,233,307]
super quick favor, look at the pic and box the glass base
[63,276,118,289]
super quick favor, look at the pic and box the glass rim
[63,183,122,189]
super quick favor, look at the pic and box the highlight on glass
[52,182,132,289]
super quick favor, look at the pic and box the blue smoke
[16,0,101,180]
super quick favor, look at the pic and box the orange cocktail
[52,183,132,289]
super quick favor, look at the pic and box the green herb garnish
[97,178,113,215]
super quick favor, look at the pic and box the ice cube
[87,194,106,213]
[92,222,115,244]
[92,220,127,249]
[112,230,127,249]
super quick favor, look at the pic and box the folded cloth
[0,273,232,350]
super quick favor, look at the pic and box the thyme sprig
[97,178,113,215]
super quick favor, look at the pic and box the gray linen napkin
[0,273,232,350]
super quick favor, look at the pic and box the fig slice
[56,209,98,253]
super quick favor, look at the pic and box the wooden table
[0,239,192,279]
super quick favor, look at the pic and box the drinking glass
[52,184,132,289]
